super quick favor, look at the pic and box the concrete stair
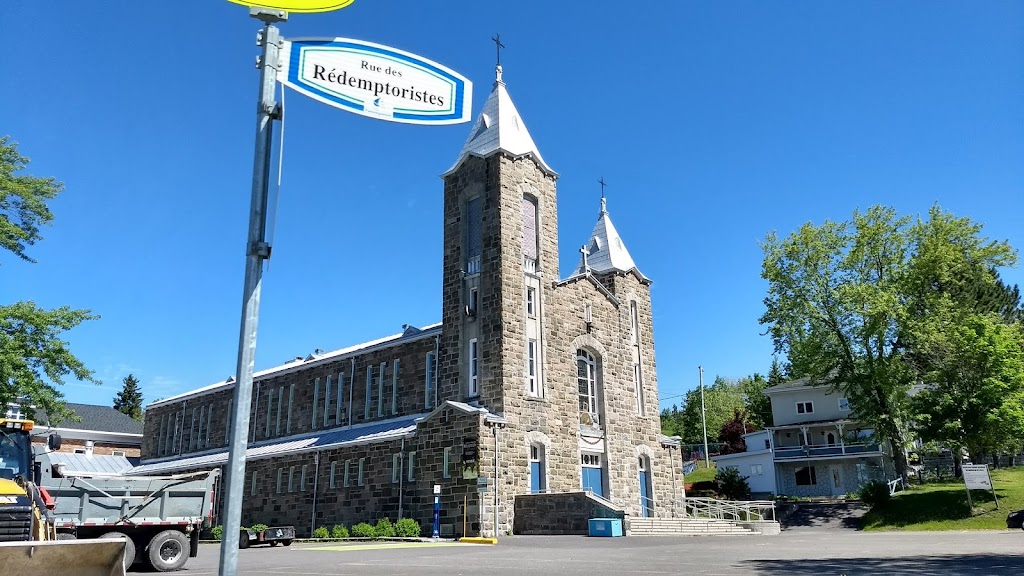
[628,517,755,536]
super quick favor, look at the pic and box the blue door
[639,457,652,517]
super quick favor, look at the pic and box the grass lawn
[683,463,718,484]
[861,466,1024,531]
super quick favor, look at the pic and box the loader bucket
[0,538,126,576]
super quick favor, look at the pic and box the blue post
[432,495,441,538]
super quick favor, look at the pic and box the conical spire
[443,65,556,177]
[574,195,648,280]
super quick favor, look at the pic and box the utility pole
[218,7,286,576]
[699,365,709,468]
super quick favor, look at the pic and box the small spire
[492,33,505,85]
[598,177,608,214]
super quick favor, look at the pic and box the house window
[311,378,320,430]
[577,350,601,426]
[425,352,436,410]
[466,196,482,274]
[630,300,640,344]
[343,460,351,488]
[323,375,332,427]
[275,387,283,436]
[329,461,337,489]
[526,287,536,317]
[250,471,257,495]
[522,196,538,268]
[443,447,452,479]
[407,451,416,482]
[529,444,546,493]
[633,363,644,416]
[468,287,478,318]
[751,464,763,476]
[391,359,400,415]
[288,466,296,493]
[301,465,308,491]
[468,339,479,397]
[838,398,850,412]
[264,388,274,438]
[795,466,817,486]
[764,439,771,450]
[357,458,365,486]
[365,367,373,420]
[527,339,538,397]
[336,372,345,426]
[286,384,294,434]
[796,401,814,414]
[225,400,233,445]
[276,468,283,494]
[111,450,126,458]
[189,407,196,451]
[74,448,86,455]
[392,453,402,483]
[377,362,386,418]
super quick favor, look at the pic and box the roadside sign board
[962,464,992,490]
[227,0,355,12]
[278,38,473,125]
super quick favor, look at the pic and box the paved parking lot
[179,531,1024,575]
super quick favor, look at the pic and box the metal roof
[573,197,648,280]
[46,452,134,476]
[444,66,555,177]
[128,416,420,476]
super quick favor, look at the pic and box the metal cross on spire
[580,244,590,273]
[598,177,608,213]
[492,33,505,66]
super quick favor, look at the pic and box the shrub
[211,525,224,541]
[331,525,349,539]
[395,518,421,538]
[858,480,892,508]
[350,522,376,538]
[375,517,397,538]
[715,466,752,500]
[312,526,329,539]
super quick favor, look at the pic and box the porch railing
[679,497,776,522]
[774,443,881,460]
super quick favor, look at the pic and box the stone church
[135,65,682,537]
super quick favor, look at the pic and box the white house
[713,376,894,498]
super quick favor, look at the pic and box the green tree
[679,376,745,446]
[738,373,773,429]
[113,374,144,421]
[1,136,97,421]
[760,205,1015,480]
[767,357,786,387]
[911,312,1024,463]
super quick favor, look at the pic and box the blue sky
[2,1,1021,410]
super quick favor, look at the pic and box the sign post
[961,464,998,511]
[432,484,441,539]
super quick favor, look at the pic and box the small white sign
[278,38,473,125]
[433,484,441,495]
[962,464,992,490]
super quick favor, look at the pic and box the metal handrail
[679,496,775,522]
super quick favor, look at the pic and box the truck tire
[147,529,189,572]
[238,531,250,549]
[100,531,136,569]
[281,539,292,546]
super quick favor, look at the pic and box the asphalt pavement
[176,530,1024,575]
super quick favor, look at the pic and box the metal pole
[493,424,500,538]
[699,366,709,468]
[218,8,286,576]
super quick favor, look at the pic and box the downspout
[348,357,355,428]
[310,451,320,536]
[433,335,440,408]
[398,437,405,519]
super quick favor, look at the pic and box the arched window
[577,350,600,426]
[522,196,538,271]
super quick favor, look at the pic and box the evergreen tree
[767,357,786,387]
[113,374,144,421]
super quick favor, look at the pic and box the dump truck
[0,417,128,575]
[36,449,219,571]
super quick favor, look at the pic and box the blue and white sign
[278,37,473,125]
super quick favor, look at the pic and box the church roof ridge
[442,65,556,178]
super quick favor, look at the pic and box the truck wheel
[269,540,278,546]
[147,530,189,572]
[281,539,292,546]
[238,531,250,549]
[100,531,136,569]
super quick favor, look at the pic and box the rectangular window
[443,447,452,479]
[466,197,482,274]
[288,466,295,493]
[751,464,763,476]
[392,453,402,484]
[469,339,479,396]
[265,387,274,438]
[425,352,436,410]
[336,373,345,426]
[377,362,386,417]
[630,300,640,344]
[357,458,365,486]
[365,367,373,420]
[74,448,87,454]
[324,375,332,427]
[112,450,126,458]
[276,468,283,494]
[311,378,320,430]
[633,363,644,416]
[158,415,166,456]
[407,451,416,482]
[329,461,337,489]
[468,287,478,317]
[225,400,233,445]
[189,407,196,451]
[391,359,399,415]
[765,439,771,450]
[205,403,213,447]
[286,384,294,433]
[197,406,205,449]
[795,466,817,486]
[527,339,538,396]
[838,398,850,412]
[250,471,257,495]
[522,196,538,262]
[275,387,283,436]
[343,460,351,488]
[526,287,536,317]
[796,401,814,414]
[301,464,308,491]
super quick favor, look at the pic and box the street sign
[227,0,355,12]
[962,464,992,490]
[433,484,441,495]
[278,38,473,125]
